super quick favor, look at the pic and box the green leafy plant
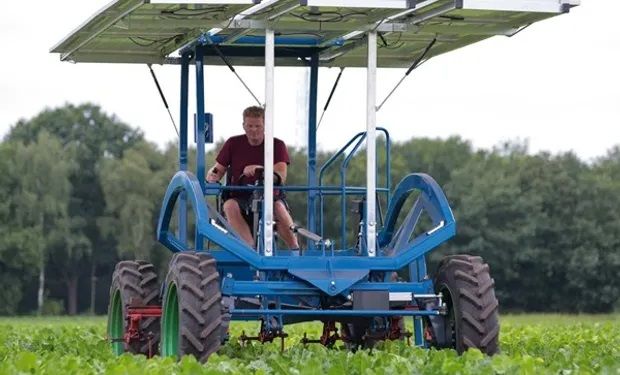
[0,315,618,374]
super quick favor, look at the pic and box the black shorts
[224,192,290,224]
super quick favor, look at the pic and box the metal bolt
[226,273,233,278]
[330,281,336,286]
[347,294,352,301]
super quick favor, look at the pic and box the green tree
[12,132,73,314]
[6,103,143,314]
[0,132,73,314]
[0,142,39,314]
[98,140,172,260]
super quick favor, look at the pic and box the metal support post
[366,31,377,257]
[307,52,319,249]
[413,317,424,346]
[264,29,275,256]
[178,53,190,245]
[195,47,206,250]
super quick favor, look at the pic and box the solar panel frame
[50,0,579,67]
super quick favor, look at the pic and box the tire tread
[434,254,500,355]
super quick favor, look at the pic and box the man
[206,106,299,249]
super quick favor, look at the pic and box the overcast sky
[1,1,618,161]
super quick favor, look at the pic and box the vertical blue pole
[409,256,427,282]
[178,53,190,247]
[413,317,424,346]
[307,53,319,250]
[418,256,427,282]
[195,47,206,251]
[409,258,419,282]
[410,254,426,346]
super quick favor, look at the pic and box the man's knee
[223,199,242,218]
[274,201,293,223]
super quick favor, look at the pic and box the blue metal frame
[157,170,455,296]
[230,309,439,318]
[177,52,189,245]
[180,33,342,56]
[156,37,458,337]
[221,279,435,296]
[307,53,319,250]
[318,127,391,248]
[195,47,207,250]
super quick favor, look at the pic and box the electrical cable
[290,10,368,23]
[160,7,227,18]
[379,32,403,50]
[128,34,182,48]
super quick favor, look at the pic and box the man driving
[206,106,299,249]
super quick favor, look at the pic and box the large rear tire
[433,254,499,355]
[107,260,160,356]
[160,252,222,362]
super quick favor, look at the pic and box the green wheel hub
[108,290,124,355]
[162,282,179,357]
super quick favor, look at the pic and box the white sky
[1,1,619,160]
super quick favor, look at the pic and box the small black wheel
[161,252,222,363]
[340,321,370,351]
[340,317,402,351]
[107,260,160,356]
[433,254,500,355]
[340,271,401,351]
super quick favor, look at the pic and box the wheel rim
[108,290,124,356]
[441,285,457,349]
[162,282,179,357]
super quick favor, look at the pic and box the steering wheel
[238,166,282,186]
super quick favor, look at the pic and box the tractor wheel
[107,260,161,356]
[433,254,499,355]
[160,252,222,362]
[340,317,402,351]
[340,272,401,351]
[340,321,371,351]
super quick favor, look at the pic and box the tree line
[0,104,618,315]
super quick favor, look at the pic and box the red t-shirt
[216,135,290,198]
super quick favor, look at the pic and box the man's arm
[206,162,226,183]
[273,139,290,184]
[274,162,287,184]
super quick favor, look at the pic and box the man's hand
[206,171,219,183]
[206,165,223,183]
[242,165,263,177]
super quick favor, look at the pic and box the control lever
[289,224,328,245]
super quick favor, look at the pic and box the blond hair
[242,106,264,121]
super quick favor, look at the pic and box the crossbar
[231,309,440,317]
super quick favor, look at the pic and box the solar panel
[50,0,579,67]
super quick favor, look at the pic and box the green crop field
[0,315,618,374]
